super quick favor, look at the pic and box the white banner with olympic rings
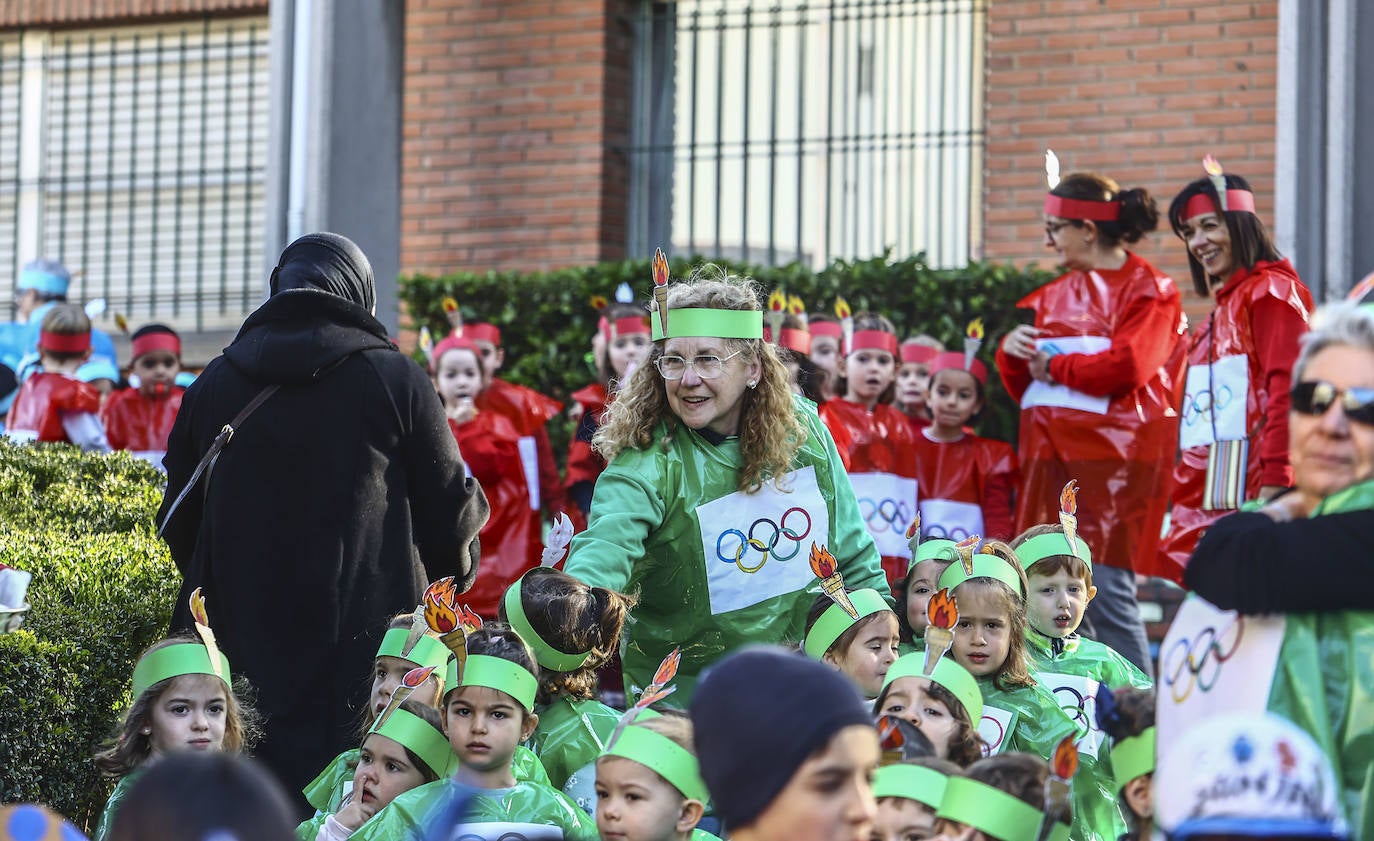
[1020,335,1111,415]
[1156,595,1285,766]
[978,705,1018,756]
[1179,354,1249,450]
[696,465,830,616]
[848,472,919,558]
[917,498,984,543]
[1037,671,1104,759]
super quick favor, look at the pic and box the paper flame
[1060,480,1078,516]
[1045,149,1061,189]
[788,294,806,315]
[458,604,483,635]
[878,715,906,752]
[441,297,458,314]
[615,282,634,303]
[425,595,458,634]
[955,535,980,574]
[967,318,985,341]
[541,512,575,566]
[809,542,838,579]
[115,313,130,335]
[768,289,786,312]
[1202,154,1224,177]
[1051,735,1080,780]
[589,294,608,310]
[403,665,436,689]
[635,646,681,709]
[189,587,210,627]
[905,513,921,541]
[652,248,669,288]
[418,326,434,354]
[834,297,852,320]
[926,588,959,631]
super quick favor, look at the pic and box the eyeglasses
[1044,221,1075,238]
[654,350,743,380]
[1290,380,1374,425]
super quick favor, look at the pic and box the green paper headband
[377,628,451,673]
[938,554,1025,599]
[1112,726,1155,792]
[502,576,593,673]
[459,654,538,712]
[915,538,958,564]
[132,643,232,699]
[803,589,893,659]
[1016,532,1093,570]
[937,776,1070,841]
[371,707,455,780]
[881,652,983,723]
[651,308,764,341]
[603,725,711,803]
[872,764,948,809]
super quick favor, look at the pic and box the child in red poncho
[6,303,109,452]
[101,323,184,467]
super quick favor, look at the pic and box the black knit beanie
[689,645,874,830]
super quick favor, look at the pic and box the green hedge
[402,253,1058,452]
[0,441,176,831]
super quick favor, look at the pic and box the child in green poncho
[801,562,901,699]
[931,752,1073,841]
[595,712,720,841]
[895,537,957,656]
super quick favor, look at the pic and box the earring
[747,380,757,389]
[140,727,151,735]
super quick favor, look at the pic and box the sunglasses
[1290,380,1374,425]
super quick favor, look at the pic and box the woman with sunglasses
[995,170,1186,677]
[1183,302,1374,838]
[562,263,887,703]
[1155,164,1314,582]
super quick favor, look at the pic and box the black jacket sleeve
[1185,508,1374,613]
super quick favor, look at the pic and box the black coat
[158,290,487,802]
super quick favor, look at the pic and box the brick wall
[983,0,1278,300]
[1,0,265,28]
[401,0,635,278]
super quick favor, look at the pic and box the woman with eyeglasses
[562,264,887,703]
[994,170,1186,678]
[1155,165,1314,583]
[1182,302,1374,838]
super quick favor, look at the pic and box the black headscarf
[269,232,376,314]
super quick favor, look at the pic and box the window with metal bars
[625,0,985,270]
[0,15,270,335]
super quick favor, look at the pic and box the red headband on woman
[900,344,939,365]
[1182,189,1257,222]
[131,332,181,359]
[1043,194,1121,222]
[928,351,987,386]
[848,330,899,356]
[808,321,843,339]
[39,330,91,354]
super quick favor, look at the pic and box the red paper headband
[131,332,181,360]
[848,330,899,356]
[1182,189,1257,222]
[929,351,988,386]
[809,321,843,339]
[600,315,651,344]
[464,323,501,347]
[764,326,813,355]
[900,344,939,365]
[1043,194,1121,222]
[432,335,480,369]
[39,330,91,354]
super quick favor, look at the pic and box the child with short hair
[871,755,960,841]
[1095,687,1154,841]
[931,752,1073,841]
[801,549,900,698]
[874,653,985,767]
[101,323,184,466]
[595,711,719,841]
[895,335,942,432]
[353,626,595,840]
[5,303,109,451]
[93,594,260,841]
[499,566,636,811]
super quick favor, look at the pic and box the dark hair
[1049,173,1159,246]
[130,323,180,343]
[384,698,446,784]
[836,312,898,405]
[1101,687,1154,838]
[357,613,445,737]
[928,366,986,424]
[106,753,296,841]
[965,752,1071,829]
[1010,524,1094,589]
[461,624,541,719]
[873,674,986,767]
[803,591,894,660]
[497,567,634,703]
[1168,173,1283,296]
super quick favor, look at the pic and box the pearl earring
[747,380,757,389]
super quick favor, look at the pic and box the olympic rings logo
[1052,684,1098,743]
[921,523,977,541]
[715,507,813,574]
[978,714,1006,757]
[1183,384,1235,426]
[1161,617,1245,703]
[858,497,913,534]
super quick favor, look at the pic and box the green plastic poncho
[531,696,621,811]
[977,676,1122,841]
[564,398,887,702]
[1266,478,1374,839]
[351,778,596,841]
[93,770,143,841]
[295,812,329,841]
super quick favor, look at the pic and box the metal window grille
[626,0,985,269]
[0,16,270,334]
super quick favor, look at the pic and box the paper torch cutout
[767,288,786,340]
[877,715,928,766]
[441,296,463,332]
[1059,480,1080,558]
[1035,735,1080,841]
[422,577,482,673]
[834,296,853,355]
[787,293,807,321]
[608,646,682,751]
[589,294,609,311]
[188,588,225,681]
[955,534,981,576]
[810,542,859,619]
[114,313,130,335]
[1203,155,1228,212]
[964,318,985,371]
[375,665,437,729]
[651,248,670,337]
[1045,149,1061,190]
[541,511,575,567]
[922,588,958,675]
[905,512,922,556]
[418,326,434,366]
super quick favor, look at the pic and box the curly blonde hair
[593,265,805,493]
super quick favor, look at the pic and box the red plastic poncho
[1154,259,1312,581]
[995,252,1187,573]
[911,431,1019,542]
[101,386,184,455]
[6,372,101,443]
[565,383,609,533]
[818,397,918,587]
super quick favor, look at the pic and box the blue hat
[77,358,120,384]
[18,259,70,296]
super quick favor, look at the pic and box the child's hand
[335,797,377,831]
[1001,324,1041,360]
[446,397,477,425]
